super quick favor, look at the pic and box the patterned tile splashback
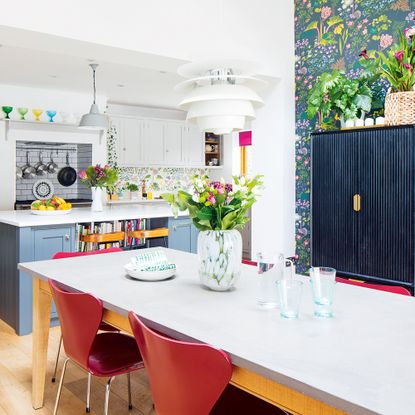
[107,124,207,193]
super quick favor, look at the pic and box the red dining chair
[49,279,144,415]
[128,311,287,415]
[336,276,411,296]
[51,248,122,412]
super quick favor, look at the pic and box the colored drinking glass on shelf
[17,107,28,120]
[309,267,336,318]
[2,106,13,119]
[46,110,57,122]
[32,109,43,121]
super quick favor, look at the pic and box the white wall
[250,1,296,258]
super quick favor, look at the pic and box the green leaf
[161,193,175,204]
[305,21,318,31]
[221,211,239,230]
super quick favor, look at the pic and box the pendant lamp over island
[175,59,267,135]
[79,63,108,131]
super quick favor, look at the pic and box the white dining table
[18,248,415,415]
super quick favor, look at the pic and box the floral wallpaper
[295,0,413,273]
[107,124,207,193]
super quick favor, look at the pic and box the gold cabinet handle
[353,194,361,212]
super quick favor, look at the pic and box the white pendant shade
[196,115,246,134]
[176,60,267,134]
[186,100,256,120]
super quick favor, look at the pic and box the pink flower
[321,6,331,20]
[395,50,404,63]
[79,170,87,180]
[346,44,351,49]
[359,49,369,60]
[347,21,354,27]
[308,84,312,89]
[104,164,110,169]
[207,193,216,205]
[404,26,415,38]
[362,29,368,35]
[380,34,393,49]
[404,63,413,72]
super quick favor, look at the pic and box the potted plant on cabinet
[375,28,415,125]
[79,165,118,211]
[162,175,263,291]
[307,70,373,129]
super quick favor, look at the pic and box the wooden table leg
[32,277,52,409]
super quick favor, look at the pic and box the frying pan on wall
[57,152,77,187]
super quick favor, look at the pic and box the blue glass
[309,267,336,318]
[46,110,57,122]
[276,280,303,319]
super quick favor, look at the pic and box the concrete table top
[19,248,415,415]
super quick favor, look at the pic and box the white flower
[239,176,246,186]
[192,193,200,203]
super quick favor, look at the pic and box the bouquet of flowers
[79,164,118,192]
[162,175,263,231]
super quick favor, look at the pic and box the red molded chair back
[336,276,411,296]
[52,247,122,259]
[128,312,232,415]
[48,279,103,369]
[242,259,257,266]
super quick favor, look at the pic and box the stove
[15,198,92,210]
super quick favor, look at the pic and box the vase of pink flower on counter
[162,175,263,291]
[79,165,118,212]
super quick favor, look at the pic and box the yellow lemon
[38,205,47,210]
[46,206,55,211]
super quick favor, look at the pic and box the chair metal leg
[163,236,168,248]
[86,372,92,413]
[104,376,115,415]
[52,335,63,382]
[127,373,132,410]
[53,358,70,415]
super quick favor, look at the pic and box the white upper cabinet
[143,120,165,165]
[164,122,184,165]
[110,115,205,167]
[183,123,204,167]
[111,116,143,167]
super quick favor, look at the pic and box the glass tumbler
[276,279,303,319]
[309,267,336,318]
[256,253,294,308]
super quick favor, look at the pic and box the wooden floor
[0,319,155,415]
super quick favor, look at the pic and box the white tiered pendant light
[79,63,108,131]
[175,60,267,134]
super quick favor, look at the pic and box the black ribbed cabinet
[311,125,415,292]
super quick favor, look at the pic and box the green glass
[2,106,13,119]
[17,107,28,120]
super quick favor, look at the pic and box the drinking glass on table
[276,279,303,319]
[256,252,294,308]
[309,267,336,318]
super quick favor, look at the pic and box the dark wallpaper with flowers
[294,0,414,273]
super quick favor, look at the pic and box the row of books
[76,219,146,252]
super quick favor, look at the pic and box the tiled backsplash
[16,143,92,201]
[107,124,207,192]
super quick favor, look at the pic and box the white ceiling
[0,32,187,109]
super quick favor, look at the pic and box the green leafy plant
[376,28,415,92]
[307,70,373,126]
[126,182,139,192]
[79,165,118,192]
[161,175,263,231]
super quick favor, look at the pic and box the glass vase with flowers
[162,175,263,291]
[79,165,118,211]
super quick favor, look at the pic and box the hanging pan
[57,152,77,187]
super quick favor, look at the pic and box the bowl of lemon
[31,196,72,215]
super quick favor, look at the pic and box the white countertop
[0,205,186,227]
[19,248,415,415]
